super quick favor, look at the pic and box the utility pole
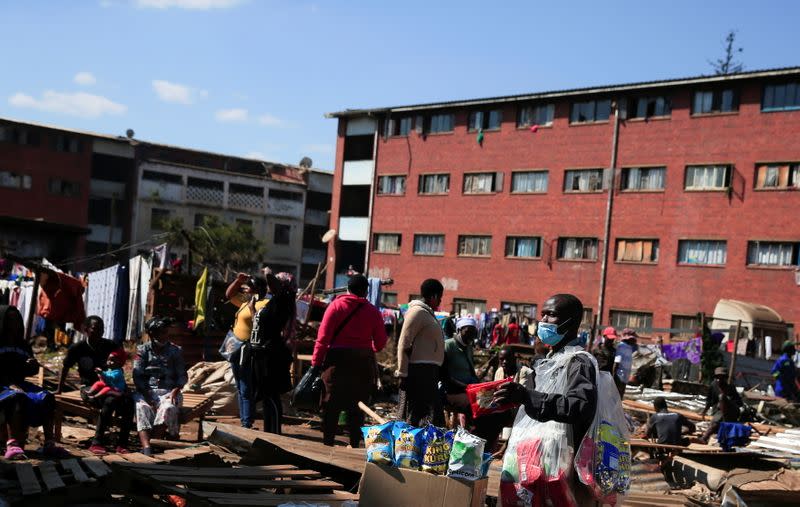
[597,101,622,330]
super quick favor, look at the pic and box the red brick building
[326,67,800,340]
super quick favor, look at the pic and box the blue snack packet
[481,452,493,478]
[422,425,453,475]
[362,421,395,466]
[393,424,426,469]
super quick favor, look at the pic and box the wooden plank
[145,476,342,490]
[186,490,358,506]
[38,461,66,491]
[15,463,42,496]
[120,452,163,464]
[101,453,127,464]
[60,459,91,483]
[81,457,112,478]
[112,464,322,478]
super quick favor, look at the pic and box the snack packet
[393,424,426,469]
[466,378,518,418]
[421,426,454,475]
[362,421,395,466]
[446,427,486,481]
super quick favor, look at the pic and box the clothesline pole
[728,319,742,385]
[25,269,40,340]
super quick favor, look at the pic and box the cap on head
[602,326,618,339]
[621,328,638,339]
[456,317,477,330]
[109,349,128,363]
[714,366,729,377]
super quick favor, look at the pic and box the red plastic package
[466,377,519,419]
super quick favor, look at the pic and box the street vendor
[492,293,598,504]
[441,317,495,426]
[771,340,799,401]
[700,366,744,443]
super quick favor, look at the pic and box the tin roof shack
[711,299,790,359]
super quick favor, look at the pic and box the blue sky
[1,0,797,171]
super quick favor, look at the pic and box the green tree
[162,216,265,277]
[709,30,744,75]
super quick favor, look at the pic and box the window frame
[609,309,654,332]
[563,168,605,193]
[376,174,407,196]
[619,166,666,192]
[467,109,503,132]
[150,208,172,230]
[412,233,446,256]
[627,95,672,120]
[557,237,599,262]
[761,81,800,112]
[273,223,292,245]
[422,113,455,135]
[47,178,81,198]
[418,173,450,195]
[385,116,414,137]
[746,240,800,268]
[0,171,32,190]
[517,103,555,128]
[691,88,740,115]
[373,233,402,254]
[684,164,732,191]
[753,162,800,191]
[510,170,549,194]
[501,301,538,322]
[462,171,503,195]
[569,99,612,124]
[504,236,543,259]
[457,235,492,258]
[614,238,660,264]
[677,239,728,267]
[453,298,488,316]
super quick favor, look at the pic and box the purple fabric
[662,337,702,364]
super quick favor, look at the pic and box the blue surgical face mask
[538,317,572,346]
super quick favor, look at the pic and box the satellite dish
[299,156,313,169]
[321,229,337,243]
[125,129,135,139]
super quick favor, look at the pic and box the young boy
[82,350,127,401]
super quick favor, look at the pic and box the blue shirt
[100,368,127,392]
[615,342,634,382]
[771,353,797,399]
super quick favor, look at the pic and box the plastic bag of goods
[466,377,520,419]
[421,425,454,475]
[362,421,396,466]
[446,427,486,481]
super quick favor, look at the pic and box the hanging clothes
[113,263,129,344]
[126,255,152,341]
[366,278,382,308]
[38,272,86,325]
[15,281,35,336]
[86,264,120,341]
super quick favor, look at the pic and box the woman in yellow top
[222,273,268,428]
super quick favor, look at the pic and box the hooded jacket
[396,300,444,377]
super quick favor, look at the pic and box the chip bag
[466,377,518,419]
[446,427,486,481]
[393,423,426,469]
[421,426,454,475]
[362,421,395,466]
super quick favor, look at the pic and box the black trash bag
[291,366,322,411]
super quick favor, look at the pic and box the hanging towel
[86,265,120,341]
[38,272,86,325]
[194,267,209,329]
[366,277,382,307]
[125,255,152,341]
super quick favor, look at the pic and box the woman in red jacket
[311,275,387,447]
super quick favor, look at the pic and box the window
[620,167,665,191]
[463,172,503,194]
[629,96,671,119]
[374,233,401,253]
[408,293,422,302]
[518,104,554,127]
[150,208,171,230]
[678,240,727,265]
[48,178,81,198]
[453,298,487,316]
[570,99,611,123]
[269,189,303,202]
[274,224,291,245]
[581,308,594,331]
[418,174,450,194]
[0,126,39,146]
[762,82,800,111]
[423,113,455,134]
[505,236,541,258]
[692,89,739,114]
[413,234,445,255]
[685,165,731,190]
[671,314,700,339]
[502,302,537,322]
[511,171,548,193]
[557,237,598,261]
[0,171,31,190]
[458,235,492,257]
[377,175,406,195]
[564,169,604,192]
[381,292,398,306]
[747,241,799,267]
[610,310,653,331]
[52,135,81,153]
[615,239,659,263]
[755,163,800,189]
[142,170,182,184]
[468,110,502,131]
[385,116,413,137]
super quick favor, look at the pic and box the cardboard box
[358,461,488,507]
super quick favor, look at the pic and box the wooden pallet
[13,457,112,497]
[111,462,358,506]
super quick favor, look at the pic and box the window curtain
[415,235,443,254]
[687,166,727,189]
[465,173,493,193]
[627,167,665,190]
[460,237,491,256]
[513,172,547,192]
[562,238,597,260]
[422,175,448,193]
[680,240,726,264]
[376,235,399,253]
[748,242,794,266]
[514,238,538,257]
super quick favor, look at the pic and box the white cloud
[244,151,266,160]
[215,108,248,122]
[152,79,200,104]
[135,0,242,9]
[257,113,284,127]
[8,91,126,118]
[303,143,333,154]
[73,72,97,86]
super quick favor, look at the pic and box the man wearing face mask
[492,294,598,504]
[441,317,484,411]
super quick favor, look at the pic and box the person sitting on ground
[645,396,695,446]
[82,350,127,401]
[134,316,187,456]
[771,340,799,402]
[0,305,69,459]
[700,367,743,444]
[312,274,387,447]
